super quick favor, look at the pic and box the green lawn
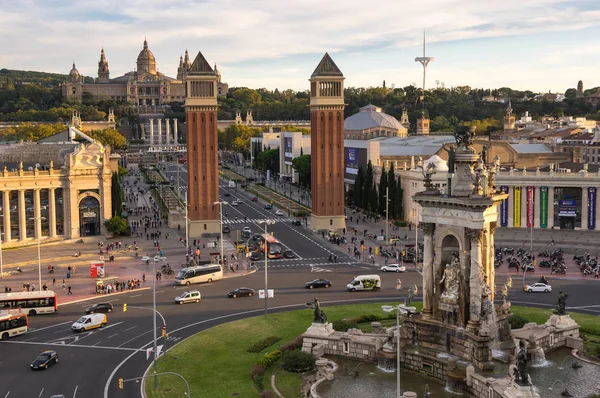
[145,303,599,398]
[268,364,303,398]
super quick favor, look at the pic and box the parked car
[85,303,113,314]
[275,210,284,216]
[291,220,302,226]
[222,225,231,233]
[174,290,202,304]
[224,192,231,196]
[305,279,332,289]
[283,250,295,259]
[251,197,258,202]
[380,264,406,273]
[30,350,58,370]
[227,287,256,298]
[264,204,273,209]
[524,283,552,293]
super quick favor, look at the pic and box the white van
[174,290,201,304]
[347,275,382,291]
[228,181,236,188]
[71,313,107,332]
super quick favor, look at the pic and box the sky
[1,0,600,93]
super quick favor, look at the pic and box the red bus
[259,234,283,259]
[0,310,29,339]
[0,291,58,315]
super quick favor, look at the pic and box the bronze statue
[441,144,456,173]
[453,126,476,149]
[307,297,327,323]
[555,291,568,315]
[514,340,531,386]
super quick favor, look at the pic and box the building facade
[343,105,408,139]
[62,40,228,106]
[0,129,116,248]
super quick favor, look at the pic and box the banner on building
[514,187,521,227]
[588,187,597,230]
[526,186,534,228]
[500,186,509,227]
[540,186,548,229]
[558,199,576,217]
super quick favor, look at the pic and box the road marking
[4,392,10,398]
[93,341,102,346]
[310,267,332,273]
[565,304,600,310]
[54,328,72,334]
[73,385,78,398]
[107,333,119,339]
[124,326,138,332]
[117,329,153,348]
[38,389,44,397]
[26,321,71,334]
[130,294,142,298]
[155,290,164,293]
[1,340,140,352]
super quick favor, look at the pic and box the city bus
[259,234,283,259]
[0,310,29,339]
[0,291,58,315]
[175,264,223,285]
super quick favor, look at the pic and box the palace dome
[137,38,157,75]
[69,62,80,82]
[344,104,404,131]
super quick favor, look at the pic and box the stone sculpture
[555,291,568,315]
[405,284,418,306]
[513,340,531,386]
[453,126,476,150]
[307,297,327,324]
[440,253,460,302]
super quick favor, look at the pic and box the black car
[227,287,255,298]
[305,279,332,289]
[30,350,58,370]
[222,225,231,233]
[85,303,113,314]
[249,251,260,261]
[224,192,231,196]
[291,220,302,226]
[252,234,262,242]
[283,250,295,259]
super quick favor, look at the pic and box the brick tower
[309,53,346,231]
[185,51,220,237]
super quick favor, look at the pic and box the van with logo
[71,313,107,332]
[346,275,381,291]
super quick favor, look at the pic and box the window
[343,341,349,353]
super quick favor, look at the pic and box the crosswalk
[222,217,296,225]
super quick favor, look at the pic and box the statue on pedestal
[440,253,460,303]
[513,340,531,386]
[555,291,568,315]
[307,297,327,323]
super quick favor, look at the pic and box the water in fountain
[444,379,465,396]
[377,355,395,373]
[529,345,548,368]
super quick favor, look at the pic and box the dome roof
[137,38,157,74]
[344,104,405,131]
[69,62,80,82]
[425,154,448,172]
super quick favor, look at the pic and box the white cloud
[0,0,599,92]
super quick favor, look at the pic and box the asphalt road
[3,175,600,398]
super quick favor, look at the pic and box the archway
[79,196,101,236]
[441,234,460,265]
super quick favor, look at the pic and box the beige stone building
[62,39,228,106]
[344,104,408,139]
[0,128,118,248]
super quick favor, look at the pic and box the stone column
[521,187,527,229]
[581,187,589,230]
[48,188,56,238]
[149,119,154,145]
[33,189,42,239]
[166,118,171,145]
[2,190,10,242]
[534,186,541,229]
[548,187,555,228]
[507,186,514,227]
[488,222,497,302]
[174,119,178,144]
[18,189,26,240]
[158,119,163,145]
[467,228,483,329]
[140,123,146,141]
[421,223,435,317]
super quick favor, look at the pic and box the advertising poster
[588,187,597,230]
[558,199,576,217]
[500,186,509,227]
[284,137,293,163]
[513,187,521,227]
[540,186,548,229]
[344,147,368,181]
[526,186,534,228]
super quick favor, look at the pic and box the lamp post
[29,216,46,289]
[260,220,274,316]
[382,305,415,398]
[184,199,189,264]
[385,186,390,242]
[0,207,4,279]
[214,201,228,267]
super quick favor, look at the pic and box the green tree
[353,166,364,208]
[256,148,280,175]
[104,216,128,236]
[111,172,124,217]
[87,128,127,149]
[291,154,311,188]
[387,164,396,219]
[394,175,404,219]
[378,166,387,215]
[364,161,374,212]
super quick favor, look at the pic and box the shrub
[332,319,358,332]
[251,365,265,378]
[247,336,282,353]
[257,349,281,369]
[253,374,264,391]
[260,390,275,398]
[356,314,382,323]
[282,350,316,373]
[509,314,528,329]
[280,335,304,353]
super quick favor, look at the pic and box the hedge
[247,336,282,353]
[257,349,282,369]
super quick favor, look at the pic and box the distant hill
[0,68,94,88]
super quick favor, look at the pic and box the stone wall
[512,314,581,354]
[302,328,387,361]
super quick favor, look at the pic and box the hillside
[0,68,94,88]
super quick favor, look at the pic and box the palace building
[62,39,228,106]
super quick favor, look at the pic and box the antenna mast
[414,29,435,116]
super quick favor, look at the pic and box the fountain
[548,379,572,397]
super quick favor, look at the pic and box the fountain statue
[513,340,531,386]
[307,297,327,323]
[440,252,460,303]
[555,291,568,315]
[405,284,418,307]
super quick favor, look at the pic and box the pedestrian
[62,280,66,290]
[52,278,56,286]
[31,283,35,292]
[67,284,72,295]
[143,273,146,283]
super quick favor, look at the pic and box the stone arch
[78,192,103,237]
[434,228,465,265]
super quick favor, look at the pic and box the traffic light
[123,304,127,312]
[161,324,166,337]
[118,378,123,389]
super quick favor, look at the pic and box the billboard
[540,186,548,229]
[344,147,368,181]
[588,187,596,230]
[558,199,576,217]
[500,186,509,227]
[513,186,521,227]
[284,137,293,163]
[526,186,534,228]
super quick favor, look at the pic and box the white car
[231,201,239,206]
[243,226,252,233]
[141,256,150,262]
[275,210,284,216]
[524,282,552,293]
[154,255,167,262]
[380,264,406,273]
[174,291,201,304]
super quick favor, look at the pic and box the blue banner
[500,186,509,227]
[589,187,596,230]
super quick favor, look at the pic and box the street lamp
[29,216,46,289]
[382,304,415,398]
[385,186,390,242]
[260,220,274,316]
[214,201,228,267]
[184,198,189,264]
